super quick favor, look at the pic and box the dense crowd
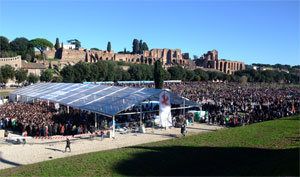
[116,82,300,127]
[0,82,299,136]
[0,102,98,136]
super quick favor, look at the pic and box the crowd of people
[0,102,98,136]
[116,82,300,127]
[0,82,299,137]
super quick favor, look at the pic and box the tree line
[56,60,299,84]
[0,65,39,86]
[0,60,298,87]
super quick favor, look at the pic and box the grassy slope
[1,115,299,176]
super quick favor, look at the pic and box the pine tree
[154,60,164,89]
[139,40,143,54]
[132,39,139,54]
[107,41,111,52]
[142,42,149,51]
[54,38,60,50]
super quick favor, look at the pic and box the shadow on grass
[113,146,299,176]
[186,126,218,131]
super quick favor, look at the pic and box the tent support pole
[183,99,186,118]
[94,113,97,130]
[67,106,69,114]
[140,105,142,126]
[112,115,115,138]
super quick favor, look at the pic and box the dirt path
[0,123,223,170]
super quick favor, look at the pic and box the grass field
[0,91,10,98]
[1,115,299,176]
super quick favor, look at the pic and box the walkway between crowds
[0,123,223,170]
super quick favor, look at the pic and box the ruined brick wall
[182,53,189,59]
[196,49,245,74]
[36,49,56,59]
[44,49,56,59]
[114,54,142,63]
[60,48,86,63]
[216,60,245,74]
[0,55,22,69]
[86,50,115,62]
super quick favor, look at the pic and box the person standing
[4,129,8,141]
[181,124,186,136]
[65,138,71,152]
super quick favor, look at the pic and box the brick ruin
[195,49,245,74]
[42,47,245,74]
[45,47,192,69]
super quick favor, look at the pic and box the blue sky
[0,0,299,65]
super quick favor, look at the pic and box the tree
[124,48,127,53]
[96,61,108,81]
[52,75,63,83]
[193,55,198,60]
[139,40,143,54]
[142,42,149,51]
[122,70,131,81]
[10,37,34,60]
[208,71,219,81]
[168,66,185,80]
[107,41,111,52]
[106,61,116,81]
[239,75,248,85]
[163,70,171,80]
[194,75,201,81]
[73,62,90,83]
[40,69,53,82]
[67,39,81,48]
[0,51,17,58]
[154,60,164,89]
[15,68,28,85]
[0,65,15,84]
[88,63,99,81]
[194,68,209,81]
[90,48,100,51]
[114,67,123,81]
[30,38,53,63]
[27,73,39,84]
[128,65,142,81]
[60,65,75,83]
[185,70,195,81]
[54,38,60,50]
[0,36,10,51]
[132,39,139,54]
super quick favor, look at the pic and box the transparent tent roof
[10,83,199,117]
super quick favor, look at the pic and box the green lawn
[1,115,299,176]
[0,91,10,98]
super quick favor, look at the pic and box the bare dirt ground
[0,123,223,170]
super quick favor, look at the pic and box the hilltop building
[195,49,245,74]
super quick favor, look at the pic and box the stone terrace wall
[61,49,86,62]
[0,55,22,69]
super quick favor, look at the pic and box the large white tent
[9,83,199,117]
